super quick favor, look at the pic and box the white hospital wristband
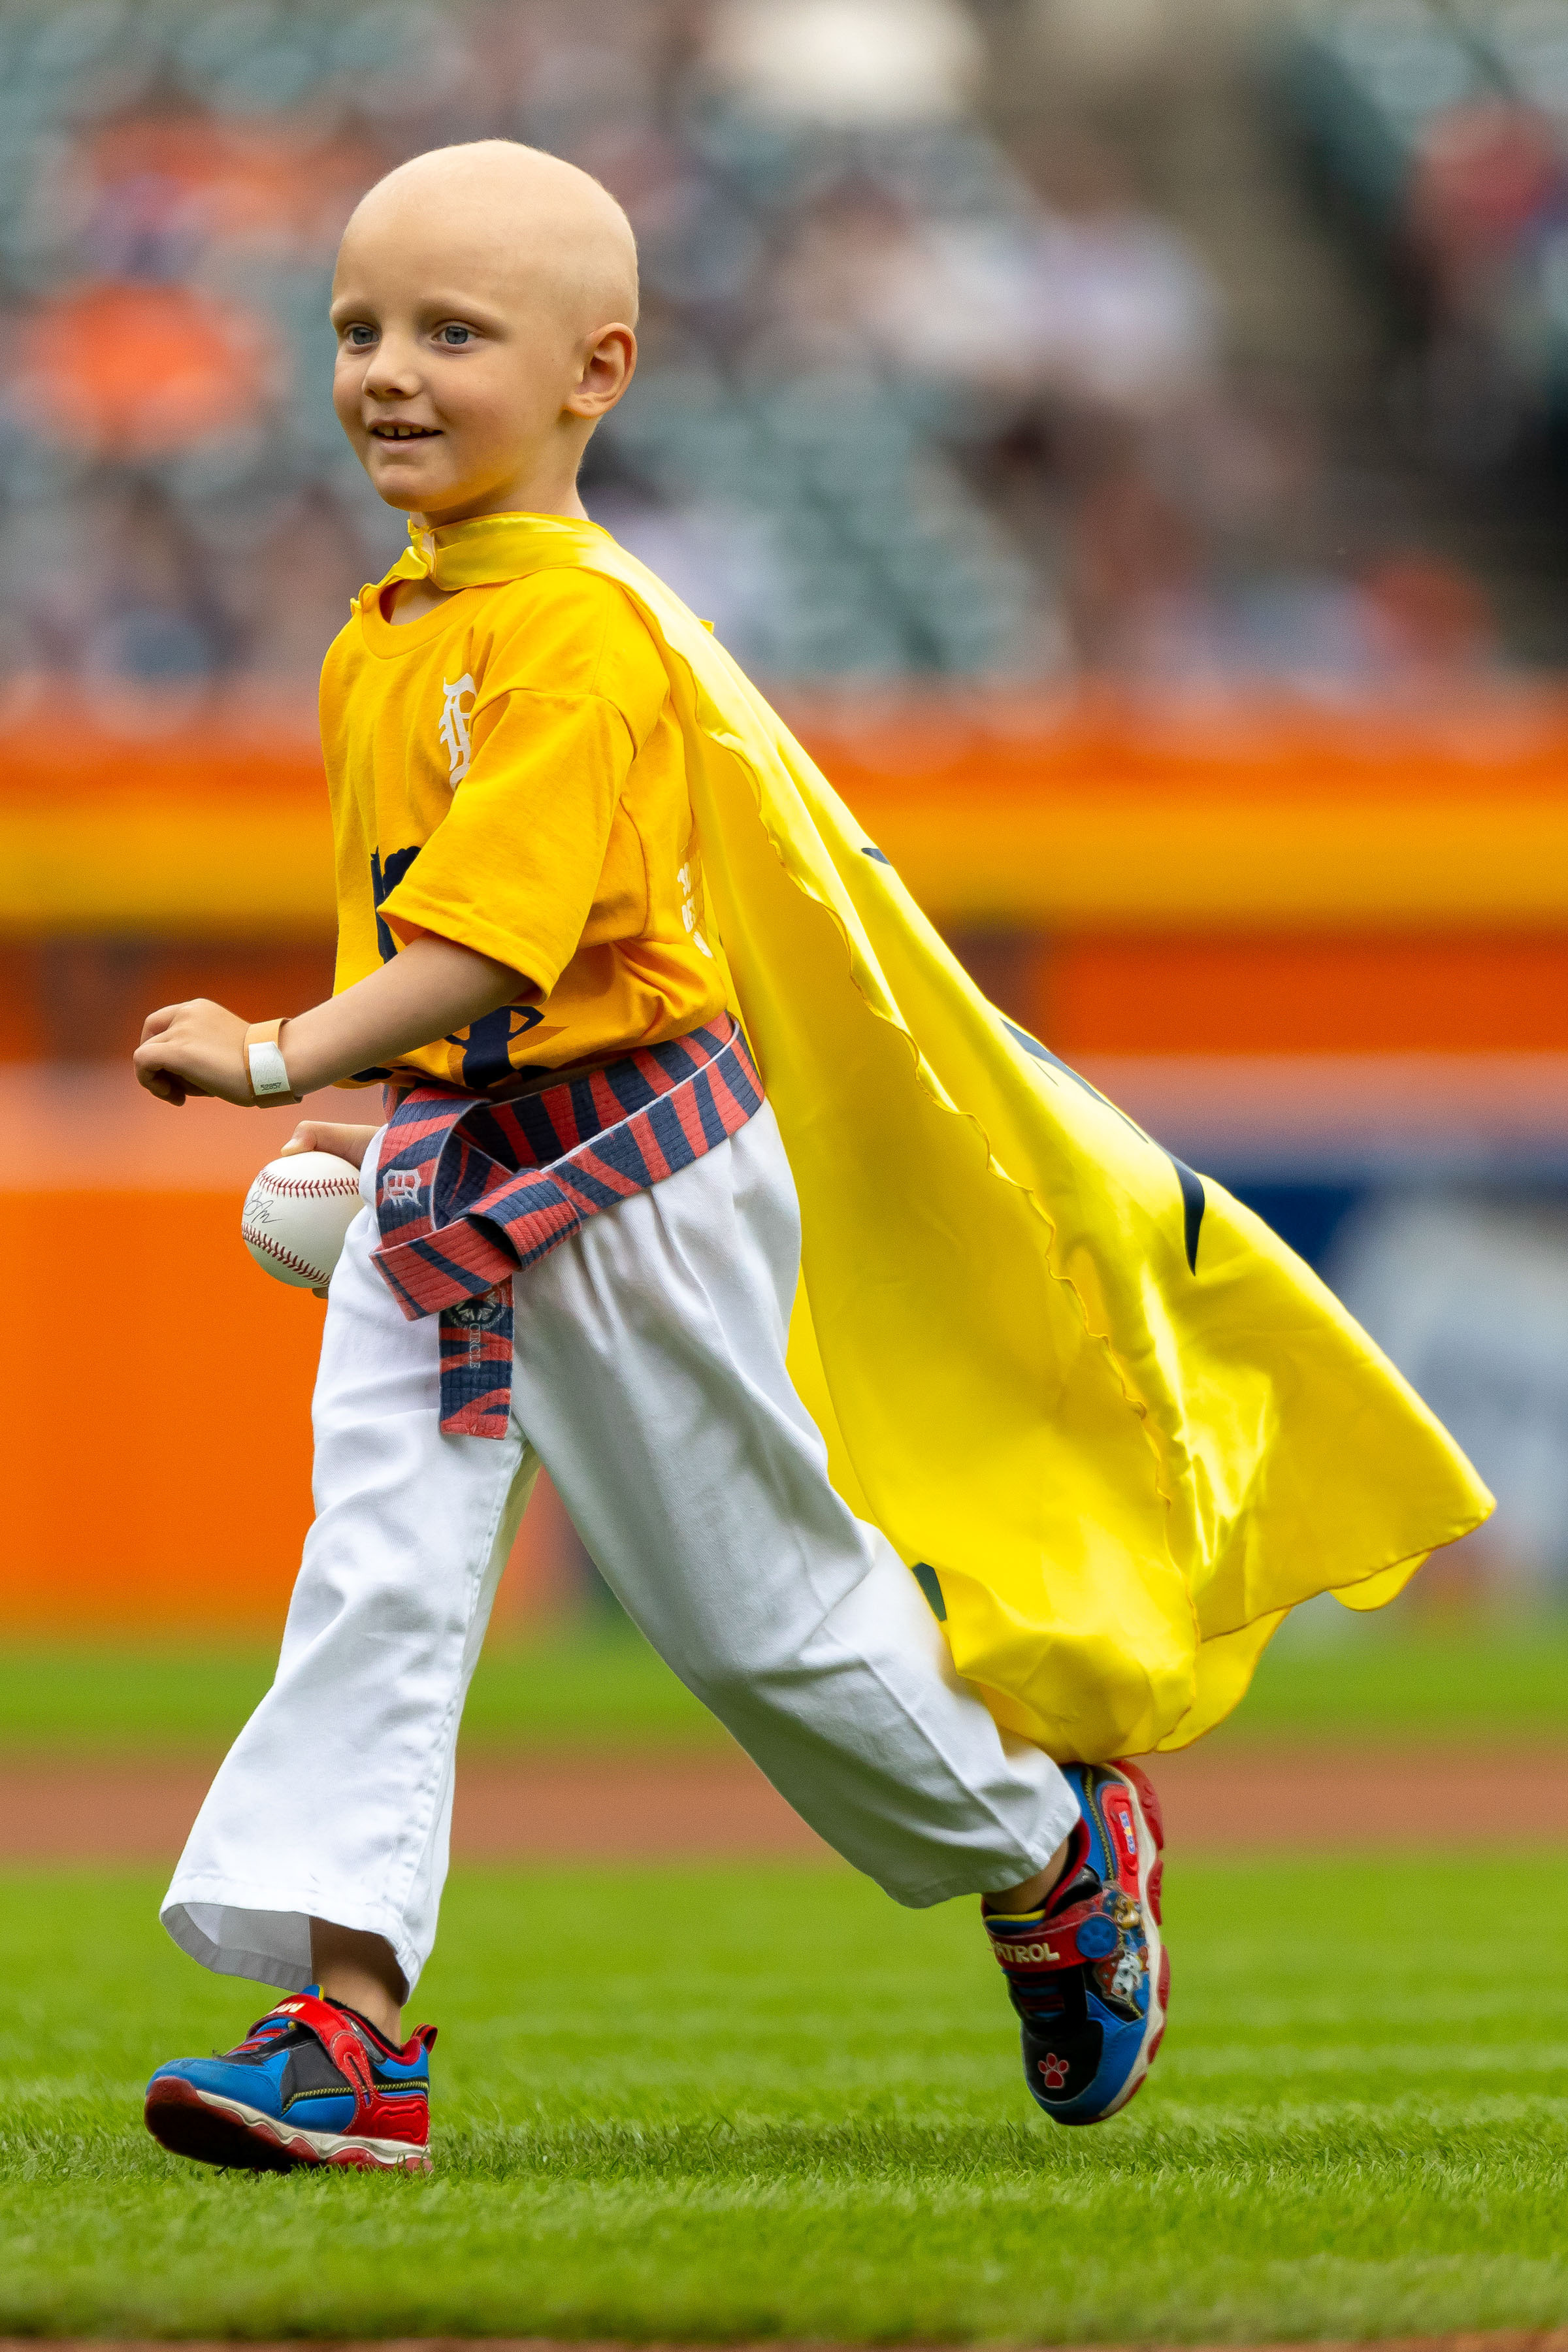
[244,1018,300,1107]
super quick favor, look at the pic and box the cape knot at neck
[402,511,610,594]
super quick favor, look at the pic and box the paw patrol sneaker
[144,1987,435,2172]
[984,1759,1168,2125]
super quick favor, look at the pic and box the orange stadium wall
[3,1192,323,1631]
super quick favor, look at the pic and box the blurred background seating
[3,0,1567,1635]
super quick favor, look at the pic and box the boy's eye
[344,325,376,348]
[438,324,473,346]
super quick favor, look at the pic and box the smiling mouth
[369,423,440,440]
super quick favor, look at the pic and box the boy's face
[330,157,636,527]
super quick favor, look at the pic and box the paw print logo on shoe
[1039,2053,1070,2090]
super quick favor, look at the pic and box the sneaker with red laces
[983,1759,1168,2125]
[144,1987,435,2172]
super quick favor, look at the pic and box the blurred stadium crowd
[0,0,1559,717]
[1286,0,1568,465]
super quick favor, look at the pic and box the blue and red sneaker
[984,1759,1168,2125]
[144,1987,435,2172]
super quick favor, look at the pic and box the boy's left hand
[134,999,255,1107]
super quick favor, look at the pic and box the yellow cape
[390,510,1493,1761]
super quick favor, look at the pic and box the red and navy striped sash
[370,1016,764,1438]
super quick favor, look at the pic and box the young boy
[133,140,1169,2169]
[134,140,1486,2174]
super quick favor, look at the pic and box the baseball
[242,1151,365,1290]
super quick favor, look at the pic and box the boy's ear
[568,323,637,421]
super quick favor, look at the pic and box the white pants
[163,1104,1075,1997]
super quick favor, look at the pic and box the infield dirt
[5,1741,1563,1863]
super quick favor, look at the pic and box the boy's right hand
[281,1121,382,1169]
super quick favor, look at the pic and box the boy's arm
[132,934,525,1112]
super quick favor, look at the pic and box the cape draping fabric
[385,511,1493,1761]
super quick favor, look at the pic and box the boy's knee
[288,1537,470,1652]
[669,1631,810,1725]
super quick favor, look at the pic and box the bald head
[330,140,640,528]
[344,140,639,339]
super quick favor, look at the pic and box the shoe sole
[1092,1756,1168,2121]
[144,2075,430,2174]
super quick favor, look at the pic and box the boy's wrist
[244,1019,302,1107]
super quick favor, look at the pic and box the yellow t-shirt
[319,552,728,1094]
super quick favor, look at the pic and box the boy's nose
[363,342,421,397]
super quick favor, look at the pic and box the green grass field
[7,1604,1568,1757]
[7,1854,1568,2342]
[8,1616,1564,2337]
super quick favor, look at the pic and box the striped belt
[370,1015,764,1438]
